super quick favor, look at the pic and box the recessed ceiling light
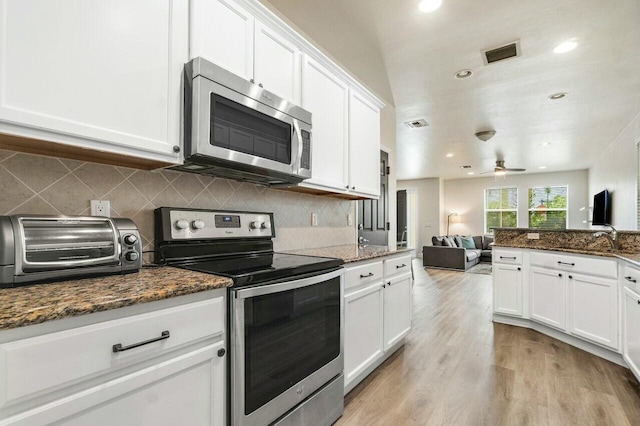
[538,166,547,169]
[540,142,551,146]
[446,153,454,158]
[454,69,473,79]
[548,92,567,100]
[467,172,475,175]
[554,40,578,54]
[418,0,442,13]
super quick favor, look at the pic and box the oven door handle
[233,268,344,299]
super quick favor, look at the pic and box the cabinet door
[529,267,566,330]
[383,274,412,350]
[568,273,618,349]
[344,282,384,389]
[348,90,380,198]
[493,264,523,317]
[301,56,348,191]
[0,0,188,161]
[2,342,226,426]
[190,0,254,81]
[254,21,301,104]
[623,287,640,381]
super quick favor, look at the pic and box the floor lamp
[447,213,461,235]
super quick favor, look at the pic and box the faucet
[593,225,618,251]
[358,236,369,247]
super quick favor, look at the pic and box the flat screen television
[592,189,612,226]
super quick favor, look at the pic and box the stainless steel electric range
[155,208,345,426]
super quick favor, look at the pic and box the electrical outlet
[347,213,353,226]
[311,212,318,227]
[90,200,111,217]
[527,232,540,240]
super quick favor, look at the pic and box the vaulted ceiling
[267,0,640,180]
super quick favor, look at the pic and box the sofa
[422,235,494,271]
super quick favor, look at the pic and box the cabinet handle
[346,185,350,189]
[396,264,407,269]
[387,281,391,286]
[250,79,255,84]
[557,261,575,266]
[558,273,563,277]
[568,275,573,279]
[383,284,386,288]
[259,83,263,88]
[637,300,640,305]
[351,186,356,190]
[112,331,170,353]
[517,267,521,271]
[360,272,374,278]
[625,276,638,283]
[500,256,516,260]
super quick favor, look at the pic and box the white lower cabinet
[492,263,523,317]
[623,286,640,381]
[344,282,384,389]
[0,291,226,426]
[344,254,412,393]
[529,266,567,331]
[383,274,412,350]
[568,273,618,349]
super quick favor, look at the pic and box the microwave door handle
[292,120,303,172]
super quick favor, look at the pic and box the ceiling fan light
[475,130,496,142]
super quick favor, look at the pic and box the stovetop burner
[178,252,342,286]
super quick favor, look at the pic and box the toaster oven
[0,215,142,288]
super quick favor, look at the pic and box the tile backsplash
[0,150,356,256]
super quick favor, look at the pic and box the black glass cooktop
[178,253,343,287]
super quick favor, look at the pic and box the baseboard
[492,314,626,367]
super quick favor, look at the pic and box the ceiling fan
[481,160,526,175]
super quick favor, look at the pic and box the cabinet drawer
[493,249,523,265]
[384,255,412,277]
[0,296,225,407]
[530,251,617,278]
[623,265,640,293]
[344,261,383,291]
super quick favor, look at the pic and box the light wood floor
[336,260,640,426]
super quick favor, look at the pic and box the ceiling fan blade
[479,170,495,175]
[504,168,526,172]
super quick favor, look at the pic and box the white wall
[397,178,441,251]
[443,170,589,235]
[588,113,640,230]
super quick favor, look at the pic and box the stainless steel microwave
[174,57,312,186]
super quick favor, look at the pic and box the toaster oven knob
[123,234,138,246]
[125,251,139,262]
[175,219,189,230]
[192,219,205,230]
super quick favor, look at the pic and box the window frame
[484,186,518,234]
[527,185,569,229]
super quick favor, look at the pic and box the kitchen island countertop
[0,267,232,330]
[284,244,411,263]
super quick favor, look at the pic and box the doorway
[357,150,389,246]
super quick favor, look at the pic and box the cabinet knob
[346,185,350,189]
[250,79,255,84]
[568,275,573,279]
[172,145,180,153]
[217,348,226,357]
[517,267,521,271]
[259,83,264,88]
[383,284,386,288]
[637,300,640,305]
[558,273,563,277]
[387,281,391,286]
[351,186,356,190]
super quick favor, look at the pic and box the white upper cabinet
[301,56,349,191]
[0,0,188,163]
[254,21,301,104]
[190,0,254,81]
[349,89,381,198]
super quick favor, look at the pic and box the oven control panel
[168,209,274,240]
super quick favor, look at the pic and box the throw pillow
[443,236,455,247]
[483,236,494,250]
[472,236,483,249]
[452,235,463,248]
[432,236,445,246]
[460,235,476,249]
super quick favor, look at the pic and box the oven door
[190,75,310,179]
[231,268,344,426]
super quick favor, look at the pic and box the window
[528,186,568,229]
[484,187,518,234]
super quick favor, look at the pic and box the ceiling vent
[404,119,429,129]
[459,165,472,169]
[482,40,521,65]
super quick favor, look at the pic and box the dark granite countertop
[284,245,411,263]
[0,267,233,330]
[615,253,640,268]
